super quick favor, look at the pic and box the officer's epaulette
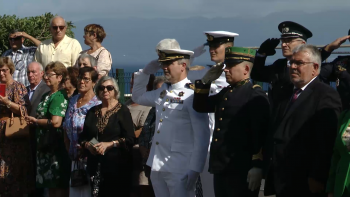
[252,84,262,89]
[185,83,195,90]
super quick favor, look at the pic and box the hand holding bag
[5,106,29,138]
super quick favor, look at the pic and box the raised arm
[193,79,219,113]
[132,69,162,107]
[251,38,280,82]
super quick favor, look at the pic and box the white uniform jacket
[132,71,210,174]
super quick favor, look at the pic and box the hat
[278,21,313,41]
[158,49,194,62]
[224,47,256,64]
[204,31,239,46]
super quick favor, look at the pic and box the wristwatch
[113,141,117,147]
[6,101,11,108]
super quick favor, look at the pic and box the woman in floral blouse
[63,67,101,196]
[26,61,71,197]
[0,57,34,196]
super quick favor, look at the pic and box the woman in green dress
[26,61,71,197]
[327,109,350,197]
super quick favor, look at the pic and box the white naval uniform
[187,67,228,197]
[132,71,210,197]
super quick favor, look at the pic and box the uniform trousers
[150,171,195,197]
[213,171,259,197]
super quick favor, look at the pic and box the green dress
[36,89,71,188]
[327,110,350,197]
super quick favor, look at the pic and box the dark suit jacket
[26,80,50,117]
[264,77,342,196]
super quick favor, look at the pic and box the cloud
[3,0,350,22]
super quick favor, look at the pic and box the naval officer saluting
[132,48,210,197]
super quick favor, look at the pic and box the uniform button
[214,139,218,142]
[156,142,159,145]
[166,99,169,102]
[196,81,199,83]
[224,98,227,101]
[221,108,224,111]
[170,91,173,93]
[162,108,165,111]
[160,119,163,122]
[230,90,233,92]
[157,130,160,134]
[219,118,222,121]
[217,128,220,131]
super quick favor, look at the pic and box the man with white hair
[26,61,49,197]
[35,16,82,68]
[132,48,210,197]
[264,45,342,197]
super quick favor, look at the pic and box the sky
[1,0,350,67]
[3,0,350,21]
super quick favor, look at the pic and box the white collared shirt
[28,80,43,100]
[294,76,317,98]
[35,35,82,68]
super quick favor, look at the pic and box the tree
[0,12,76,55]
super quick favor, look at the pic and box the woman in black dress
[79,76,135,197]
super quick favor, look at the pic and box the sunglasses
[8,37,22,42]
[98,85,114,91]
[52,26,65,31]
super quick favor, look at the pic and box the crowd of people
[1,14,350,197]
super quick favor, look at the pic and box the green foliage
[0,12,76,54]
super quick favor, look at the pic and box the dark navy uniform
[193,78,270,196]
[320,55,350,110]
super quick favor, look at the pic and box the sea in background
[111,59,338,95]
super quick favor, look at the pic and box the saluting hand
[201,62,225,84]
[325,35,350,52]
[257,38,280,56]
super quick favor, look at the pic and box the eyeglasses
[98,85,114,91]
[0,68,9,73]
[78,77,91,83]
[43,73,57,78]
[8,37,22,42]
[280,39,303,45]
[51,26,66,31]
[289,60,316,67]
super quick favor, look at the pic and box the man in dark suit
[27,61,50,116]
[264,44,342,197]
[26,61,49,197]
